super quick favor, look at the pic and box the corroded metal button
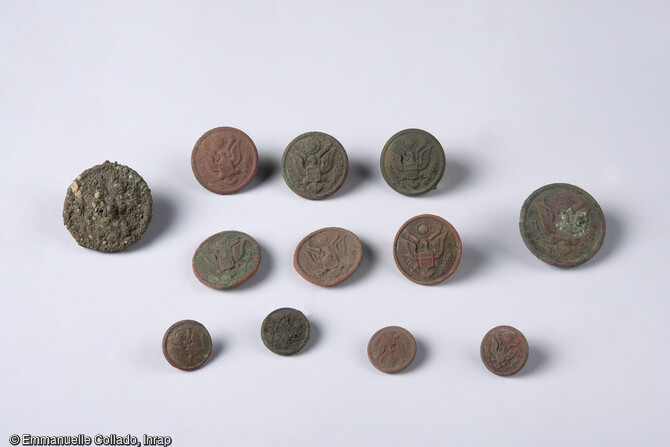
[367,326,417,374]
[191,127,259,194]
[261,308,311,356]
[162,320,212,371]
[393,214,462,285]
[281,131,349,200]
[62,161,152,252]
[293,227,363,287]
[480,325,529,376]
[520,183,605,267]
[380,129,446,196]
[192,231,261,289]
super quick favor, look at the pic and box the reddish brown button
[367,326,417,374]
[293,227,363,287]
[393,214,462,285]
[162,320,212,371]
[191,127,258,194]
[480,325,529,376]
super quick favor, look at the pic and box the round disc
[293,227,363,287]
[281,131,349,200]
[62,161,152,252]
[191,126,259,194]
[393,214,462,285]
[367,326,417,374]
[380,128,446,196]
[192,231,262,289]
[162,320,212,371]
[480,325,529,376]
[519,183,606,267]
[261,308,310,356]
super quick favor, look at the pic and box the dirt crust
[63,161,152,252]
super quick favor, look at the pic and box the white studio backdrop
[1,1,669,446]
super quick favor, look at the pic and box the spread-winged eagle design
[373,332,408,365]
[389,135,432,182]
[201,136,246,184]
[490,333,521,370]
[201,238,247,275]
[400,224,448,277]
[287,139,335,192]
[170,326,201,362]
[533,192,589,244]
[304,233,346,278]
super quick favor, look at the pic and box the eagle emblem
[372,332,409,365]
[200,135,248,185]
[169,326,202,362]
[303,233,347,279]
[390,135,432,182]
[200,238,247,275]
[533,192,590,245]
[286,138,336,194]
[400,223,448,278]
[490,332,521,371]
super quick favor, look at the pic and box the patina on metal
[191,126,259,194]
[294,227,363,287]
[480,325,529,376]
[261,308,310,356]
[520,183,605,267]
[393,214,462,285]
[162,320,212,371]
[367,326,417,374]
[192,231,261,289]
[281,131,348,200]
[62,161,152,252]
[380,128,445,196]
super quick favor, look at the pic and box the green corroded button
[380,129,446,196]
[261,308,310,356]
[519,183,606,267]
[281,131,349,200]
[192,231,262,289]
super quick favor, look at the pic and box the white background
[1,1,669,446]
